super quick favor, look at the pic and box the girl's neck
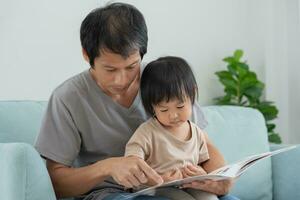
[159,120,192,141]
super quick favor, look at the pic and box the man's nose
[114,71,127,85]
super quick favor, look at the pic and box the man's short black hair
[141,56,198,116]
[80,2,148,67]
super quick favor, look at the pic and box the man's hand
[180,164,234,196]
[181,164,207,178]
[104,156,163,188]
[160,168,183,183]
[182,178,234,196]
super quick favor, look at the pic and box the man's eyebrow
[125,60,140,67]
[103,60,140,69]
[103,65,115,68]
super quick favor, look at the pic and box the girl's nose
[169,112,179,120]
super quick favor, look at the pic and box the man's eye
[106,69,116,72]
[126,67,135,70]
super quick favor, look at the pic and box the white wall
[0,0,267,104]
[0,0,298,142]
[265,0,300,143]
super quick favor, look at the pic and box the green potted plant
[214,49,282,143]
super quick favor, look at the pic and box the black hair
[141,56,198,116]
[80,2,148,67]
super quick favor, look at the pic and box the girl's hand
[160,168,183,183]
[181,164,207,178]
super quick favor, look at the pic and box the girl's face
[153,97,192,128]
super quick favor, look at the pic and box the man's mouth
[112,86,128,92]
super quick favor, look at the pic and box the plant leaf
[223,56,235,64]
[215,71,234,80]
[214,95,236,105]
[240,77,258,92]
[268,132,282,144]
[234,49,243,61]
[227,64,238,76]
[238,62,249,70]
[266,123,276,132]
[218,75,237,88]
[244,86,263,99]
[255,103,279,121]
[225,88,237,96]
[236,63,248,80]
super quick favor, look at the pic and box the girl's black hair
[141,56,198,116]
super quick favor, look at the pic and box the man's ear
[82,48,90,62]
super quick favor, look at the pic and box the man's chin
[109,87,128,95]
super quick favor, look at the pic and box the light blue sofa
[0,101,299,200]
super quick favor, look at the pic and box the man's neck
[89,69,140,108]
[111,79,139,108]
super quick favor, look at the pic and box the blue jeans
[218,195,240,200]
[103,193,240,200]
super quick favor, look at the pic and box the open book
[126,145,296,198]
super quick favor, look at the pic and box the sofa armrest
[270,144,300,200]
[0,143,56,200]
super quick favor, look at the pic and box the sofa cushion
[0,143,56,200]
[0,101,47,145]
[202,106,272,200]
[271,144,300,200]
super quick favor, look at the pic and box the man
[35,3,238,200]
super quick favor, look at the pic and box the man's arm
[182,132,233,195]
[46,159,109,198]
[47,156,163,198]
[201,132,226,172]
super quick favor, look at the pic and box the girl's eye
[177,105,185,109]
[160,110,168,112]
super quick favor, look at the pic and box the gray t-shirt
[35,69,208,198]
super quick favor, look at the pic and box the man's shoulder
[52,70,89,101]
[191,102,208,129]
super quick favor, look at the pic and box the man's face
[89,50,141,96]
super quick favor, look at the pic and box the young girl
[125,56,218,200]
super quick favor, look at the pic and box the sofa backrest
[0,101,47,145]
[202,106,272,200]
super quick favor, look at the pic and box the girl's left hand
[181,178,235,196]
[181,164,207,178]
[160,168,183,183]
